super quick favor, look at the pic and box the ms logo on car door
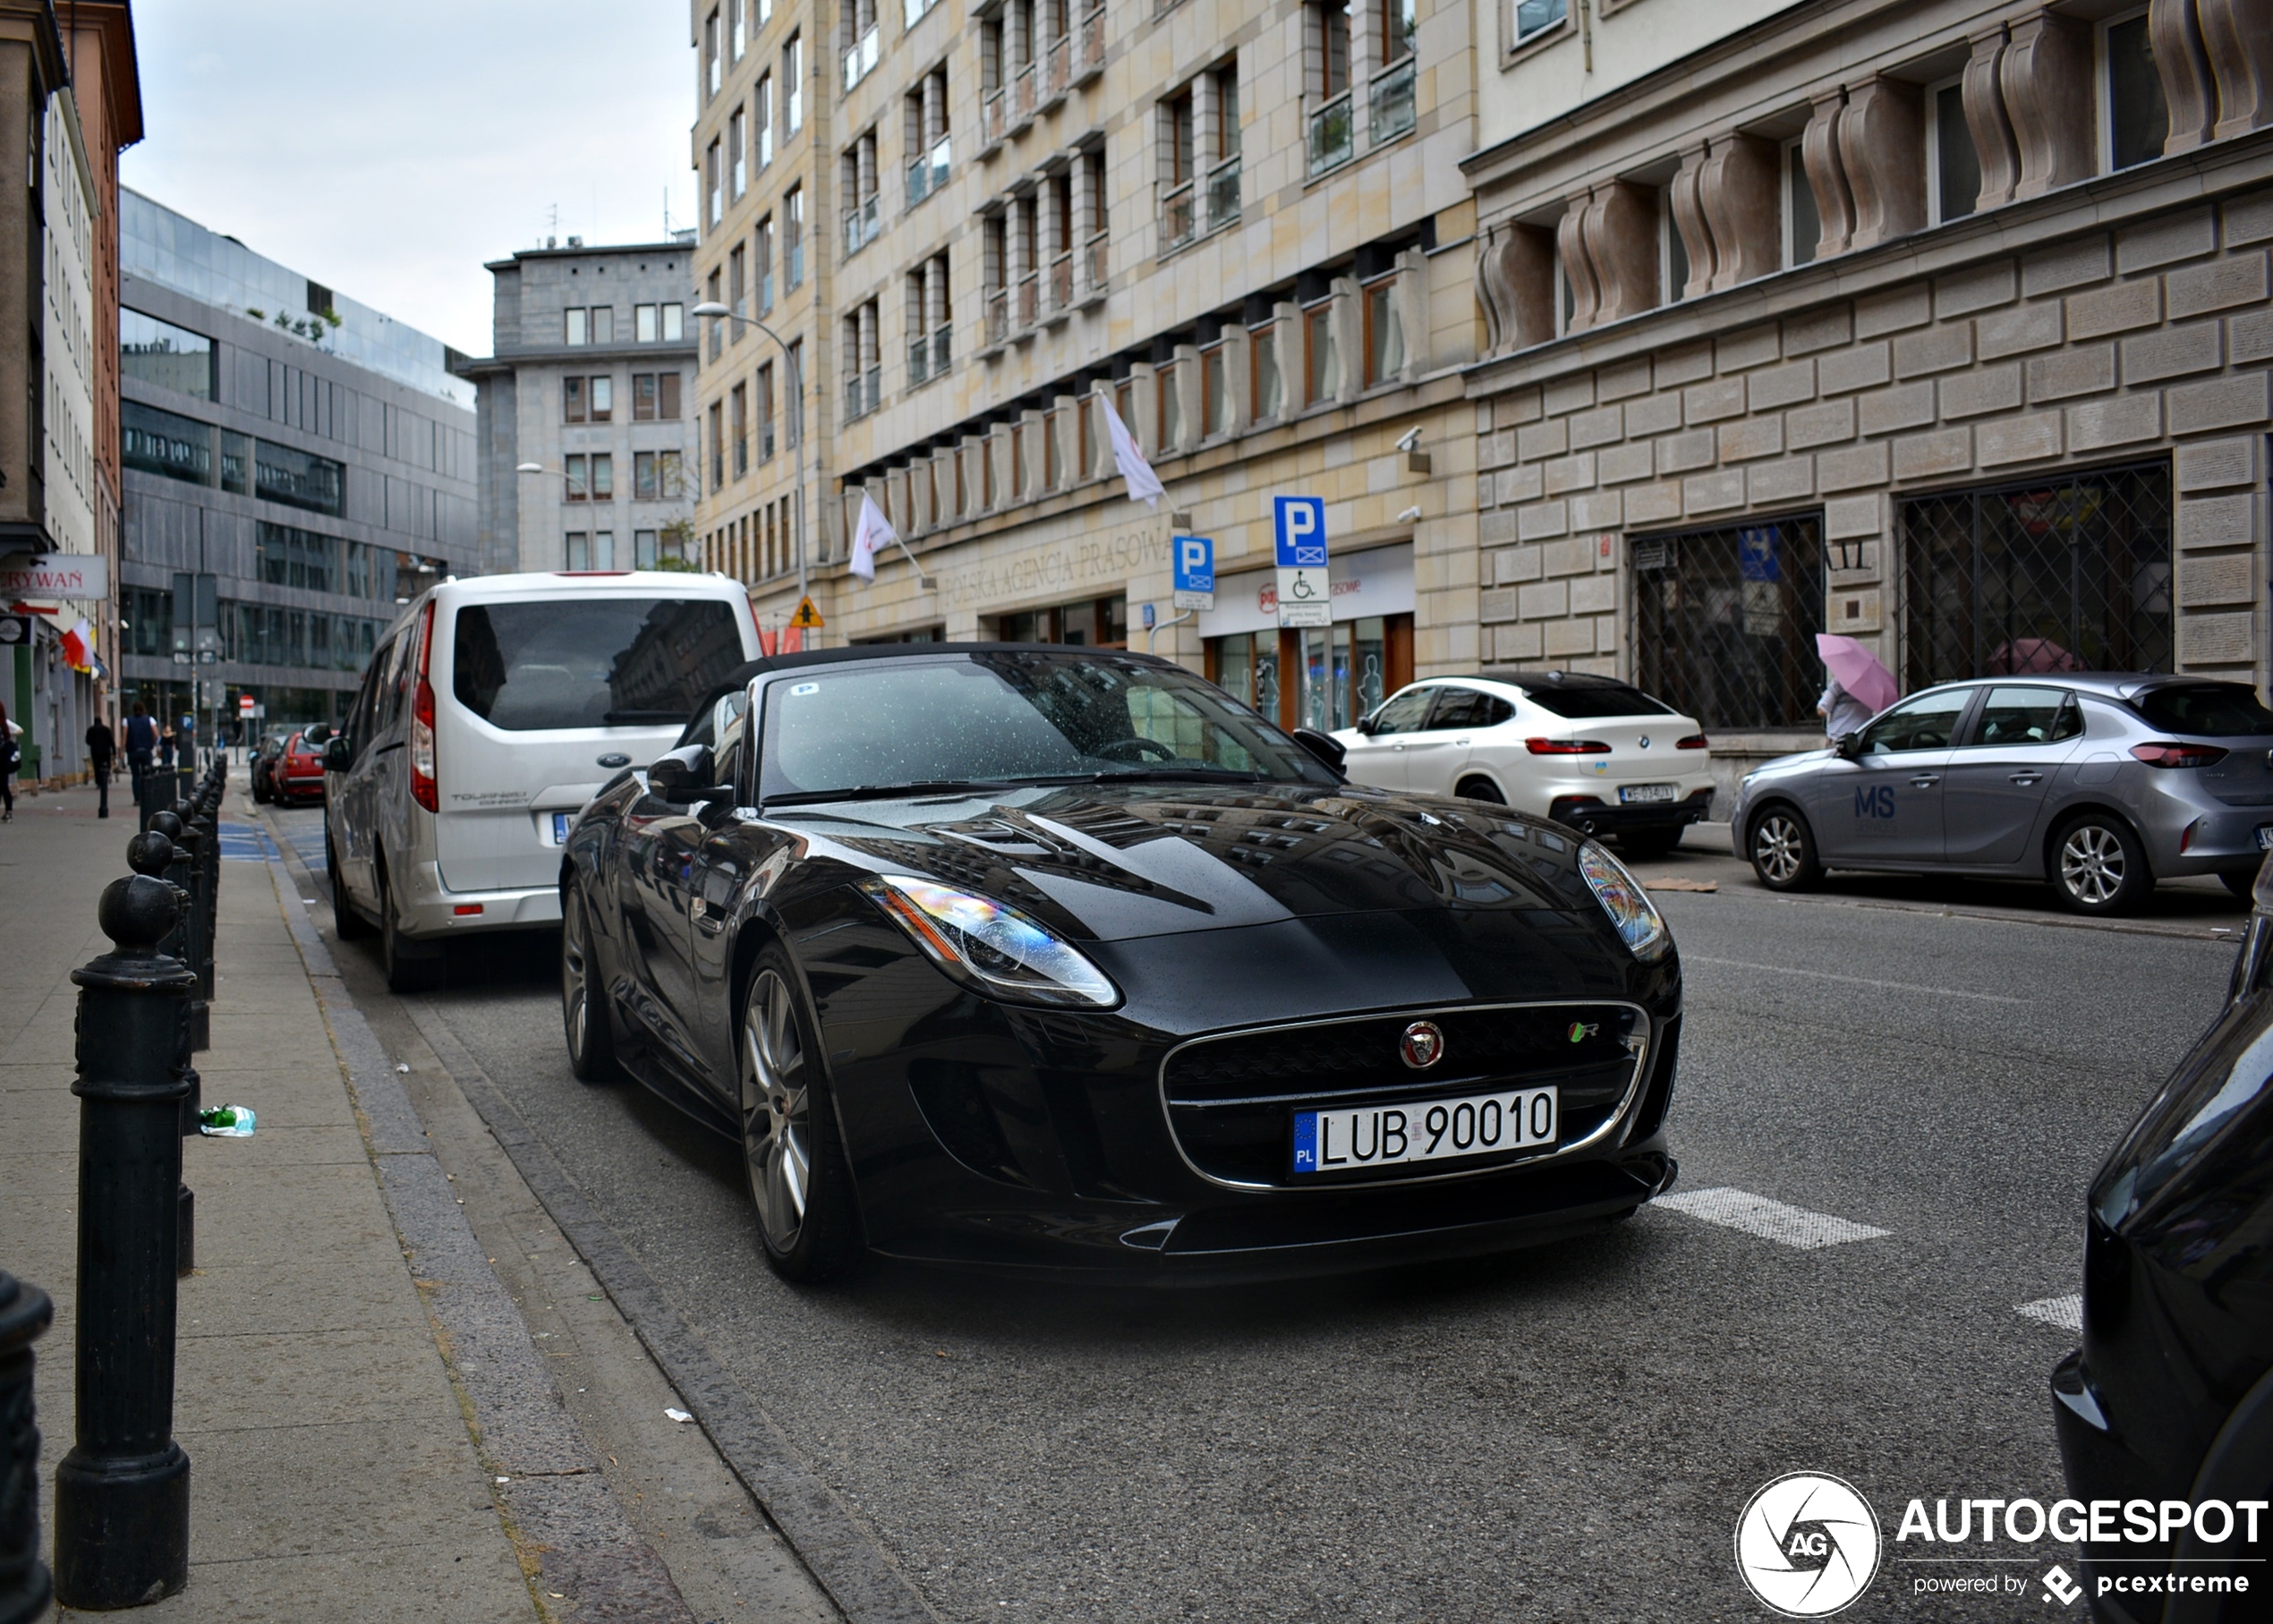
[1853,786,1896,820]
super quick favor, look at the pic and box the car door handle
[1909,774,1941,787]
[2007,771,2043,786]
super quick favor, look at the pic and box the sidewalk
[0,782,685,1621]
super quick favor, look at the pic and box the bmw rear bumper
[1548,786,1715,838]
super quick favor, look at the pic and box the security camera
[1394,426,1424,453]
[1397,505,1424,523]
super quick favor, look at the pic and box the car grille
[1161,1002,1647,1188]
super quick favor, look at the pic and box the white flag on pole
[1094,387,1164,508]
[849,492,895,582]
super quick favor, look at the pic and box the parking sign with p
[1274,497,1327,567]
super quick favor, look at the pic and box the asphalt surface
[273,804,2251,1622]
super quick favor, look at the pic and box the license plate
[1620,784,1678,804]
[2257,825,2273,851]
[1291,1086,1557,1176]
[552,812,573,844]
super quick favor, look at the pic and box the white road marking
[1683,956,2028,1005]
[2017,1295,2082,1331]
[1656,1187,1891,1249]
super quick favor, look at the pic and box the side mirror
[323,736,351,773]
[648,744,733,803]
[1835,732,1865,761]
[1354,713,1380,736]
[1291,727,1348,772]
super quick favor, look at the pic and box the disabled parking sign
[1273,497,1331,627]
[1172,535,1215,611]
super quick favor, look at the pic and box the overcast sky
[118,0,696,356]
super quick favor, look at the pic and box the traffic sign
[1172,535,1215,611]
[238,694,256,714]
[789,596,825,630]
[1272,497,1330,628]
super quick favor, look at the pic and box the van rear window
[452,599,745,731]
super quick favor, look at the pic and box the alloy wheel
[740,969,813,1254]
[1754,813,1804,884]
[2060,824,2126,907]
[562,890,591,1059]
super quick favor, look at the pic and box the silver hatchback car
[1730,674,2273,914]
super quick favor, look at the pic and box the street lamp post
[687,302,813,612]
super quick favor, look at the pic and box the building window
[588,376,613,421]
[731,383,750,476]
[754,74,775,172]
[120,309,216,398]
[1304,299,1337,404]
[1308,0,1353,175]
[659,449,685,495]
[1162,88,1196,248]
[1363,276,1402,387]
[1201,339,1229,437]
[843,299,881,420]
[565,376,586,423]
[756,361,776,459]
[784,339,804,446]
[635,530,660,569]
[590,453,614,500]
[662,302,685,342]
[706,270,724,360]
[1510,0,1565,49]
[635,303,660,342]
[753,217,775,315]
[1660,186,1690,302]
[633,374,658,420]
[1229,615,1404,731]
[566,453,589,500]
[1901,463,2172,691]
[1157,360,1181,451]
[659,372,682,419]
[1783,135,1816,268]
[707,140,724,226]
[566,531,591,569]
[907,253,951,385]
[635,450,660,499]
[1370,0,1416,144]
[906,68,952,208]
[122,401,216,487]
[997,596,1128,647]
[1927,77,1981,225]
[709,404,725,491]
[566,307,589,345]
[1251,321,1281,419]
[591,306,614,344]
[842,0,879,89]
[2104,10,2167,172]
[730,106,748,199]
[785,185,805,287]
[785,34,804,135]
[705,7,722,97]
[729,242,748,330]
[1631,516,1826,730]
[842,129,881,259]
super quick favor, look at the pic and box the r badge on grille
[1400,1020,1444,1069]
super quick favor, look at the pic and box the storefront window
[997,595,1128,648]
[1208,615,1397,729]
[1631,516,1825,729]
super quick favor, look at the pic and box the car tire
[328,831,372,941]
[1748,804,1822,892]
[1619,829,1681,862]
[561,880,620,1085]
[2051,813,2152,915]
[379,862,442,993]
[1453,776,1506,805]
[737,947,864,1284]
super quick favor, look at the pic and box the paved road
[275,806,2249,1621]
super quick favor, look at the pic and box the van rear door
[431,591,754,895]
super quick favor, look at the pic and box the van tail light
[2130,741,2226,769]
[410,599,438,812]
[1526,737,1613,755]
[1675,734,1710,751]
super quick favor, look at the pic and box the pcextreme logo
[1735,1473,1884,1617]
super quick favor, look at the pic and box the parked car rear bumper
[396,856,563,937]
[1547,786,1715,838]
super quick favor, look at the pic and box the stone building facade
[1462,0,2273,788]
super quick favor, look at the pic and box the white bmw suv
[1332,671,1715,858]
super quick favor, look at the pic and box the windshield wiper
[762,780,1016,807]
[1048,767,1276,785]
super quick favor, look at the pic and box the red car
[272,731,327,804]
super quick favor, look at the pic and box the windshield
[2132,683,2273,737]
[1521,682,1674,719]
[757,651,1336,801]
[451,598,745,731]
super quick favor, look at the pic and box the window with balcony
[1370,0,1416,144]
[1161,89,1196,247]
[755,216,776,313]
[905,69,951,208]
[842,131,881,258]
[785,185,805,287]
[842,0,879,91]
[707,139,724,225]
[907,253,952,385]
[2104,10,2167,172]
[756,361,777,459]
[1363,275,1402,387]
[591,375,614,421]
[731,106,748,199]
[705,8,722,98]
[565,375,586,423]
[731,384,750,477]
[1304,299,1338,403]
[1308,0,1352,174]
[755,74,775,169]
[1251,319,1282,419]
[785,35,804,134]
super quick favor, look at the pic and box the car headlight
[1576,843,1672,962]
[870,875,1121,1008]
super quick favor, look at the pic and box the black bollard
[52,867,193,1609]
[0,1271,55,1624]
[138,824,199,1280]
[169,803,210,1056]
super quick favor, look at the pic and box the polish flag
[59,617,91,670]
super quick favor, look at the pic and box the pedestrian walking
[1818,677,1875,743]
[157,721,176,772]
[0,702,19,822]
[125,701,156,797]
[1814,633,1901,745]
[85,712,116,819]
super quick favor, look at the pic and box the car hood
[768,780,1613,946]
[1750,746,1837,778]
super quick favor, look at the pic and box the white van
[322,571,761,989]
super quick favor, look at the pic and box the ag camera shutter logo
[1735,1472,1882,1616]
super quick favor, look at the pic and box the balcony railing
[985,288,1009,346]
[841,194,880,259]
[1369,57,1417,144]
[1307,93,1353,176]
[843,366,881,421]
[1080,231,1109,302]
[1206,156,1240,230]
[906,135,951,208]
[1041,33,1069,106]
[1162,182,1196,251]
[841,24,879,90]
[1015,270,1039,330]
[910,324,952,384]
[1009,62,1036,129]
[1047,251,1073,318]
[1074,6,1104,81]
[981,88,1006,150]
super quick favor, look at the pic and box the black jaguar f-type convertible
[558,643,1682,1281]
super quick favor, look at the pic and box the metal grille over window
[1632,516,1826,730]
[1900,462,2173,692]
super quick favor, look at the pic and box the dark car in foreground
[558,644,1682,1282]
[2052,858,2273,1619]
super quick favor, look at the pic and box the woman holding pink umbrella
[1814,633,1900,743]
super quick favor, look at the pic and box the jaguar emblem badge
[1400,1020,1444,1069]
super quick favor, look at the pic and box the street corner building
[672,0,2273,802]
[0,1,140,786]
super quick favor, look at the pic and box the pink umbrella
[1815,633,1900,714]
